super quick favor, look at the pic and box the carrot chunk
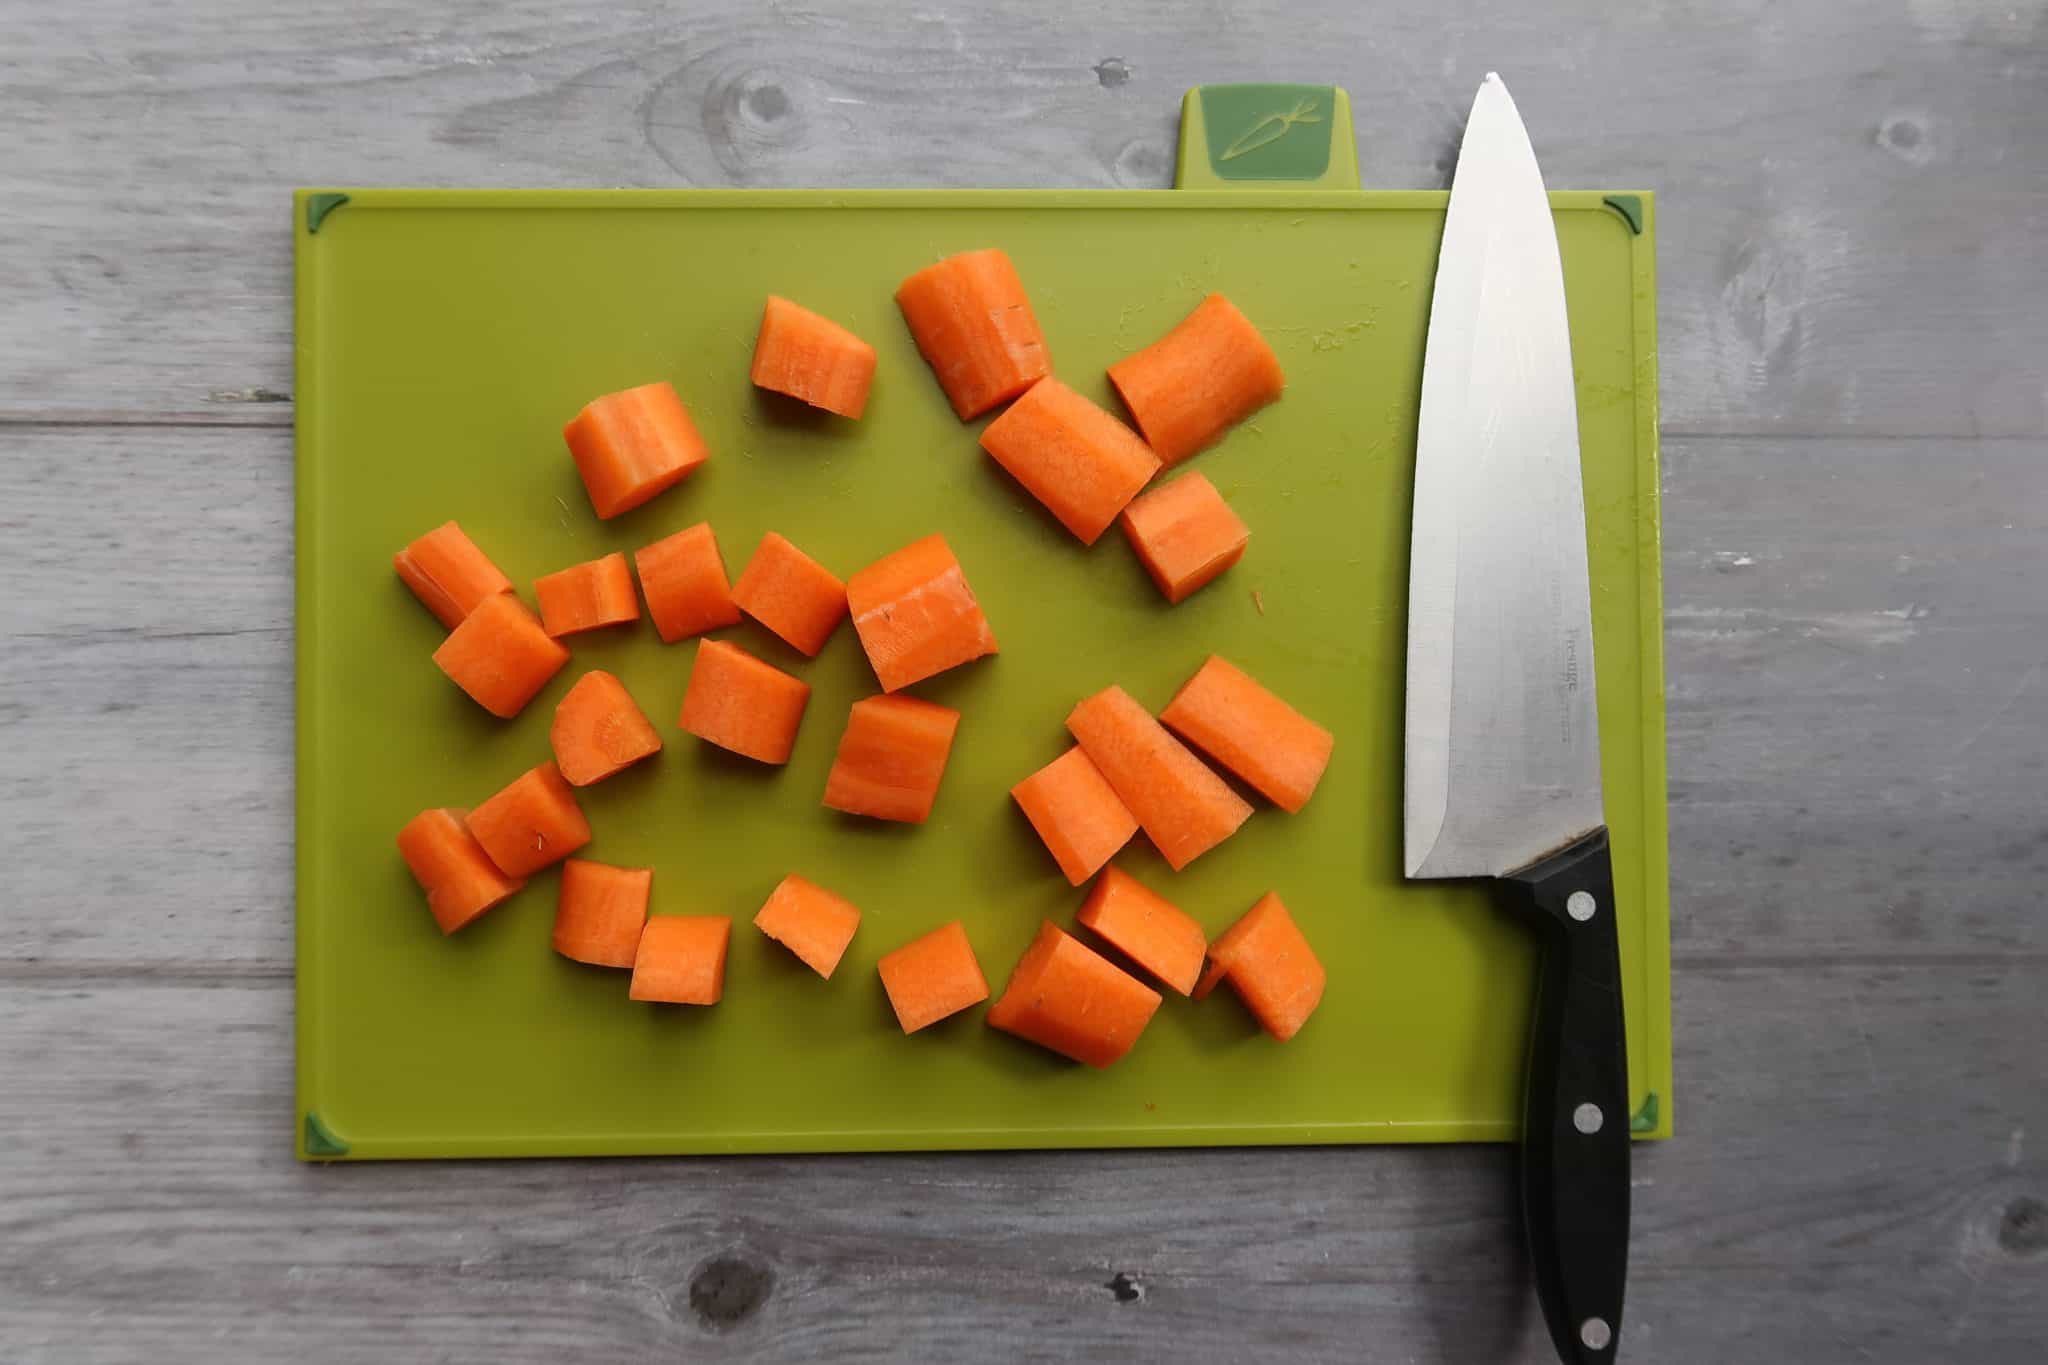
[679,638,811,764]
[562,381,709,519]
[753,873,862,979]
[1161,656,1334,813]
[750,295,878,419]
[1195,892,1325,1040]
[822,694,960,823]
[977,377,1162,545]
[845,534,997,692]
[1107,293,1283,464]
[552,859,652,968]
[987,921,1162,1068]
[394,520,513,629]
[630,916,730,1005]
[731,531,848,657]
[431,592,570,718]
[1009,746,1139,885]
[635,523,742,644]
[550,670,662,786]
[1119,472,1249,605]
[1066,685,1251,871]
[534,551,640,637]
[397,807,525,935]
[1076,866,1206,996]
[895,249,1050,419]
[465,761,592,878]
[878,921,990,1033]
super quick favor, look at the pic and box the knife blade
[1404,73,1631,1363]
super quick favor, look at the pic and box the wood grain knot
[689,1255,774,1328]
[1104,1270,1144,1304]
[1999,1196,2046,1256]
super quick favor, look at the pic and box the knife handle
[1508,829,1630,1363]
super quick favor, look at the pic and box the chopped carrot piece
[845,534,998,692]
[635,523,742,644]
[562,381,709,519]
[1161,656,1334,813]
[465,761,591,878]
[731,531,848,657]
[431,592,570,718]
[679,638,811,764]
[1066,685,1251,871]
[534,551,640,637]
[986,921,1161,1068]
[552,859,652,968]
[750,295,878,419]
[393,521,513,629]
[1196,892,1325,1040]
[752,873,862,979]
[1119,472,1249,605]
[396,807,525,934]
[878,921,990,1033]
[629,916,730,1005]
[550,670,663,786]
[1107,293,1283,464]
[1076,866,1206,995]
[895,249,1050,419]
[978,377,1162,544]
[822,694,960,824]
[1009,746,1139,885]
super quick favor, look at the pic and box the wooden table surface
[3,3,2044,1360]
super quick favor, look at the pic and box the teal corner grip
[1176,84,1360,190]
[1629,1092,1659,1134]
[305,192,350,235]
[1602,194,1644,235]
[303,1111,350,1157]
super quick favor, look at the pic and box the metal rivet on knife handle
[1573,1102,1604,1135]
[1567,891,1597,922]
[1580,1317,1613,1351]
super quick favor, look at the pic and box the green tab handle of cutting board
[1176,84,1359,190]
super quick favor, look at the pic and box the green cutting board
[294,113,1667,1160]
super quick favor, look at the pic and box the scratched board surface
[293,189,1667,1159]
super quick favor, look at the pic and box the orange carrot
[895,249,1050,419]
[465,761,591,878]
[845,534,998,692]
[679,638,811,764]
[1161,656,1334,813]
[1107,293,1283,464]
[1066,685,1251,871]
[551,670,662,786]
[1009,746,1139,885]
[877,921,990,1033]
[750,295,878,419]
[635,523,742,643]
[1119,472,1249,605]
[1076,866,1206,996]
[562,381,709,519]
[821,694,960,824]
[534,551,640,637]
[432,592,570,718]
[977,377,1162,545]
[1194,892,1324,1040]
[394,521,513,629]
[629,916,730,1005]
[986,921,1162,1068]
[396,807,525,934]
[752,873,862,979]
[552,859,652,968]
[731,531,848,657]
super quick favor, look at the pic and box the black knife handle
[1508,828,1630,1363]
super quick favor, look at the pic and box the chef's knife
[1404,74,1630,1362]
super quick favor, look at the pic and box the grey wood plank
[5,426,2043,967]
[1,966,2041,1364]
[0,1,2043,434]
